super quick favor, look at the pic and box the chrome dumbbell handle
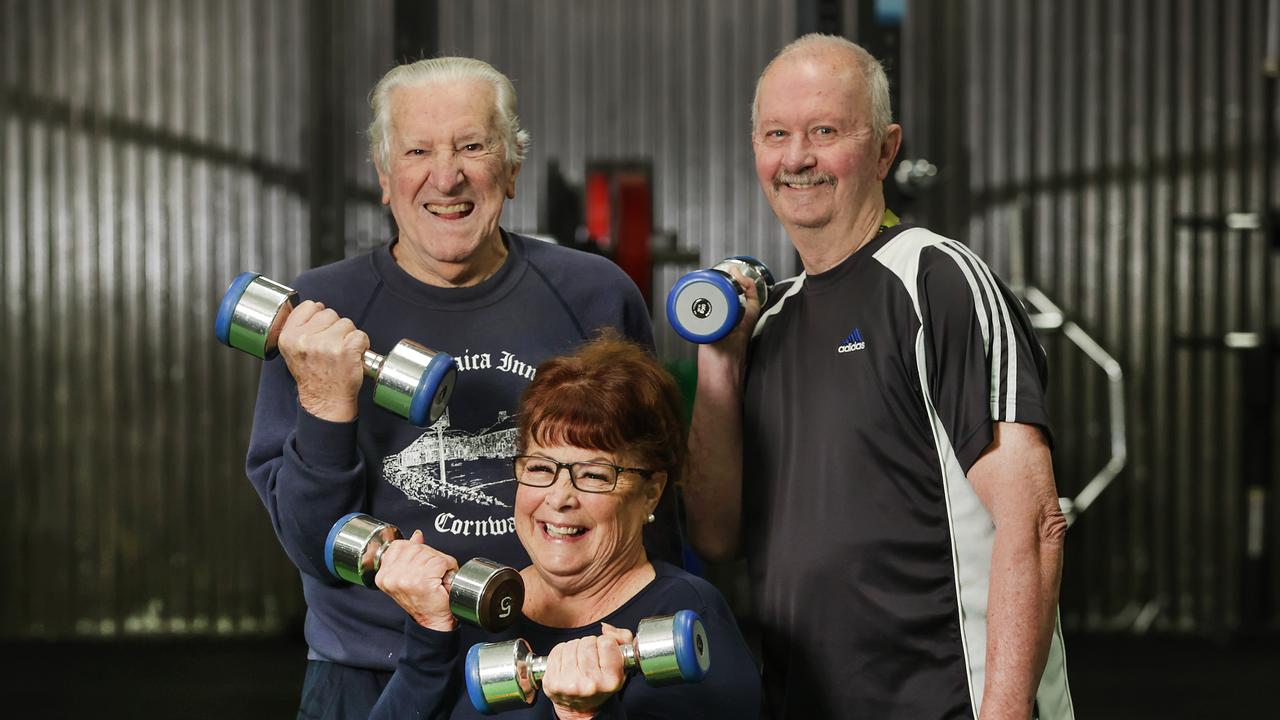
[713,256,774,309]
[325,513,523,632]
[361,351,382,375]
[465,610,710,714]
[325,513,467,590]
[523,642,640,682]
[526,653,547,684]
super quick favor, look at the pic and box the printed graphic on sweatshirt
[383,410,519,510]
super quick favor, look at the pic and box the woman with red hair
[370,335,760,719]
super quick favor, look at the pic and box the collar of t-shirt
[803,210,906,294]
[373,228,529,310]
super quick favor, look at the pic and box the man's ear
[376,165,392,205]
[876,123,903,181]
[505,161,521,199]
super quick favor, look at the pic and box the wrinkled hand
[697,266,762,375]
[543,623,634,720]
[373,530,459,632]
[277,300,369,422]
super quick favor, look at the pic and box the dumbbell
[666,256,774,344]
[215,271,456,427]
[464,610,710,714]
[324,512,524,633]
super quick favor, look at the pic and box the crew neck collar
[371,228,528,310]
[803,222,908,293]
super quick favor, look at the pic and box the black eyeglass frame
[511,454,658,494]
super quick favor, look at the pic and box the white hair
[368,56,531,172]
[751,33,893,142]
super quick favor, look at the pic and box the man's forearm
[980,512,1066,719]
[682,349,746,562]
[246,362,369,579]
[967,423,1065,719]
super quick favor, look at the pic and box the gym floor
[0,630,1272,718]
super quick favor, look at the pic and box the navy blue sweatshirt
[370,562,761,719]
[245,232,657,670]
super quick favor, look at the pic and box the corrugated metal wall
[0,0,810,639]
[0,0,350,638]
[901,0,1279,634]
[436,0,802,362]
[8,0,1270,640]
[341,1,397,258]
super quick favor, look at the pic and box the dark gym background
[2,0,1278,717]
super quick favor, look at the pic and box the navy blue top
[371,562,761,719]
[244,232,661,670]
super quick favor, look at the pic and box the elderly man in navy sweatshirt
[244,56,656,719]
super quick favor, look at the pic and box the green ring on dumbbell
[215,272,263,354]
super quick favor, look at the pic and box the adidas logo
[837,327,866,353]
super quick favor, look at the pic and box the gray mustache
[776,172,834,185]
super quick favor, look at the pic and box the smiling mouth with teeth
[542,522,587,538]
[425,201,475,219]
[779,179,831,190]
[776,172,834,190]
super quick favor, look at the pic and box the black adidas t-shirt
[741,225,1073,719]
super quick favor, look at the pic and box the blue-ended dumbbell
[324,513,524,633]
[464,610,710,714]
[215,272,457,427]
[666,256,774,344]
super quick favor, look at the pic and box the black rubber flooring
[0,631,1273,718]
